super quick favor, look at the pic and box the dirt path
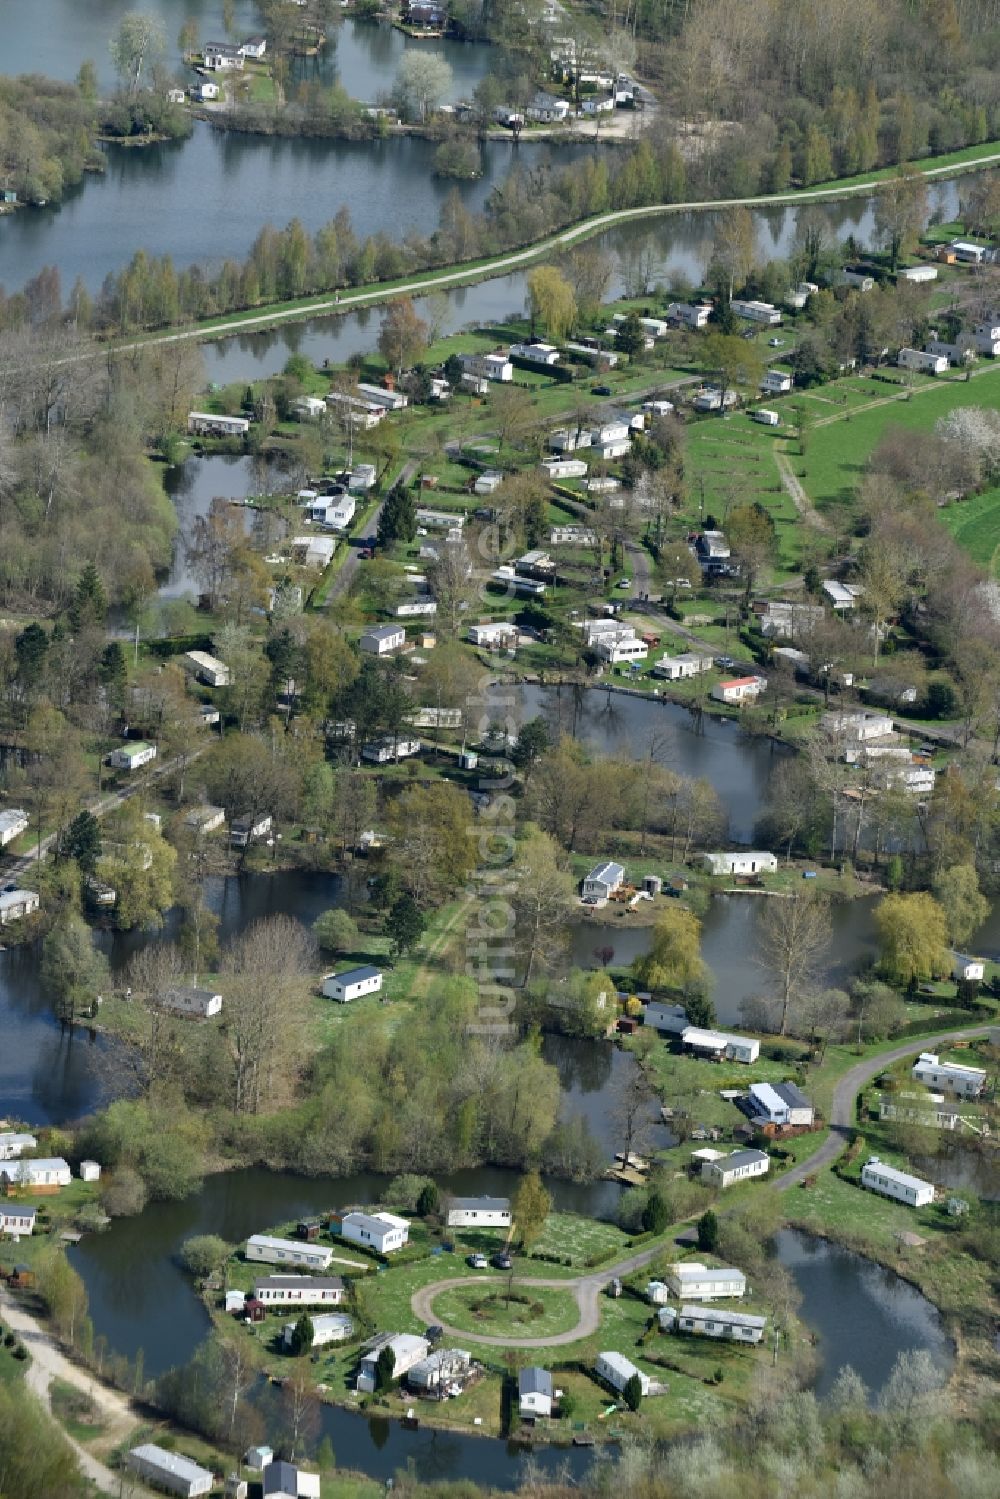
[774,445,830,531]
[776,1023,992,1190]
[0,1286,155,1496]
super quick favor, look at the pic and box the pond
[773,1228,953,1401]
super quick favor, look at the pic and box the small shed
[226,1290,247,1314]
[243,1297,266,1323]
[78,1160,101,1182]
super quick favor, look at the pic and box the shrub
[697,1210,719,1253]
[179,1235,232,1280]
[100,1167,148,1219]
[623,1373,644,1411]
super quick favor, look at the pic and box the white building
[898,347,949,375]
[711,676,764,705]
[582,861,625,899]
[182,651,230,688]
[185,805,226,836]
[357,383,408,410]
[407,1347,474,1391]
[0,1133,37,1161]
[0,1157,72,1191]
[761,369,793,394]
[652,653,711,681]
[291,535,335,570]
[127,1444,213,1498]
[0,809,28,846]
[361,736,421,763]
[897,264,938,283]
[642,1001,688,1034]
[162,986,223,1019]
[667,301,712,330]
[458,351,513,383]
[701,1149,770,1189]
[753,408,781,426]
[474,471,504,495]
[748,1081,814,1127]
[282,1312,354,1350]
[468,622,520,648]
[518,1365,553,1418]
[245,1236,334,1271]
[187,411,249,438]
[109,741,157,771]
[595,1351,650,1396]
[360,624,406,656]
[665,1263,747,1300]
[595,635,648,664]
[253,1275,346,1307]
[541,457,588,479]
[79,1160,101,1182]
[322,966,383,1003]
[204,41,245,69]
[952,953,985,984]
[312,494,356,531]
[446,1196,511,1229]
[822,580,863,610]
[822,710,894,742]
[949,240,989,264]
[681,1027,760,1064]
[357,1333,429,1392]
[702,851,778,877]
[339,1210,409,1254]
[0,888,39,924]
[549,427,592,453]
[660,1303,766,1344]
[911,1052,986,1099]
[860,1157,935,1208]
[731,299,781,325]
[240,35,268,59]
[415,507,465,531]
[0,1204,37,1238]
[510,341,560,366]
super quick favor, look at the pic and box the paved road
[324,460,416,605]
[0,1285,156,1496]
[102,150,1000,356]
[776,1023,992,1191]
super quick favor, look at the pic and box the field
[940,485,1000,567]
[431,1282,583,1338]
[684,414,803,571]
[797,364,1000,511]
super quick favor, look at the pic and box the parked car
[467,1253,488,1269]
[617,577,631,589]
[592,384,612,396]
[715,654,736,669]
[424,1324,444,1345]
[492,1253,513,1271]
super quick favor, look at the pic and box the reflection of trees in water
[543,1033,614,1095]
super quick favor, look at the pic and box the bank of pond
[63,1167,952,1486]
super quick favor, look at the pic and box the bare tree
[754,892,832,1036]
[222,915,316,1113]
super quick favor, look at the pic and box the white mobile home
[283,1312,354,1349]
[0,1204,37,1237]
[407,1347,473,1391]
[127,1444,213,1498]
[595,1350,650,1396]
[660,1303,766,1344]
[681,1026,760,1064]
[0,1157,72,1191]
[897,347,948,375]
[0,1133,37,1162]
[911,1052,986,1099]
[360,625,406,656]
[541,457,588,479]
[229,812,272,847]
[665,1263,747,1300]
[245,1235,334,1271]
[0,888,39,924]
[653,653,711,681]
[702,851,778,877]
[701,1149,770,1189]
[357,1333,429,1392]
[595,635,648,664]
[187,411,250,438]
[731,299,781,325]
[582,861,625,900]
[361,736,421,763]
[643,1001,688,1034]
[0,809,28,846]
[667,301,712,330]
[446,1196,511,1229]
[898,264,938,283]
[322,966,383,1003]
[163,986,223,1019]
[752,408,781,426]
[339,1210,409,1254]
[711,676,764,705]
[518,1365,553,1418]
[952,954,985,984]
[761,370,793,394]
[253,1275,346,1308]
[748,1081,814,1126]
[548,427,592,453]
[860,1157,934,1208]
[184,805,226,835]
[182,651,230,688]
[109,741,157,771]
[458,351,513,383]
[468,622,520,647]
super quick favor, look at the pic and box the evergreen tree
[386,893,426,959]
[697,1209,719,1252]
[69,562,107,632]
[623,1373,644,1411]
[416,1182,440,1217]
[15,622,49,692]
[290,1313,315,1355]
[377,484,417,546]
[59,811,102,874]
[641,1191,669,1235]
[375,1344,396,1390]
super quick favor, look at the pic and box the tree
[96,804,177,931]
[623,1373,644,1411]
[377,483,417,546]
[874,166,929,271]
[57,810,101,874]
[697,1209,719,1253]
[180,1235,232,1280]
[513,1170,551,1247]
[416,1182,440,1217]
[615,310,646,360]
[109,11,166,92]
[377,298,429,378]
[755,892,832,1036]
[222,915,316,1114]
[642,1191,669,1234]
[510,826,575,985]
[386,893,426,959]
[69,561,107,632]
[932,863,989,948]
[874,893,949,986]
[510,718,550,781]
[728,501,776,600]
[708,206,756,302]
[41,913,110,1023]
[632,907,707,995]
[701,332,763,413]
[375,1344,397,1391]
[612,1057,658,1166]
[289,1313,315,1355]
[313,907,359,955]
[394,52,453,121]
[526,265,577,341]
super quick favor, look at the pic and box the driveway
[776,1023,991,1191]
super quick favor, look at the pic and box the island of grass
[429,1281,583,1339]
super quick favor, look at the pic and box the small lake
[774,1228,953,1401]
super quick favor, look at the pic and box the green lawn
[430,1282,582,1338]
[527,1213,634,1269]
[941,485,1000,568]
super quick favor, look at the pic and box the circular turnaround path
[412,1026,991,1346]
